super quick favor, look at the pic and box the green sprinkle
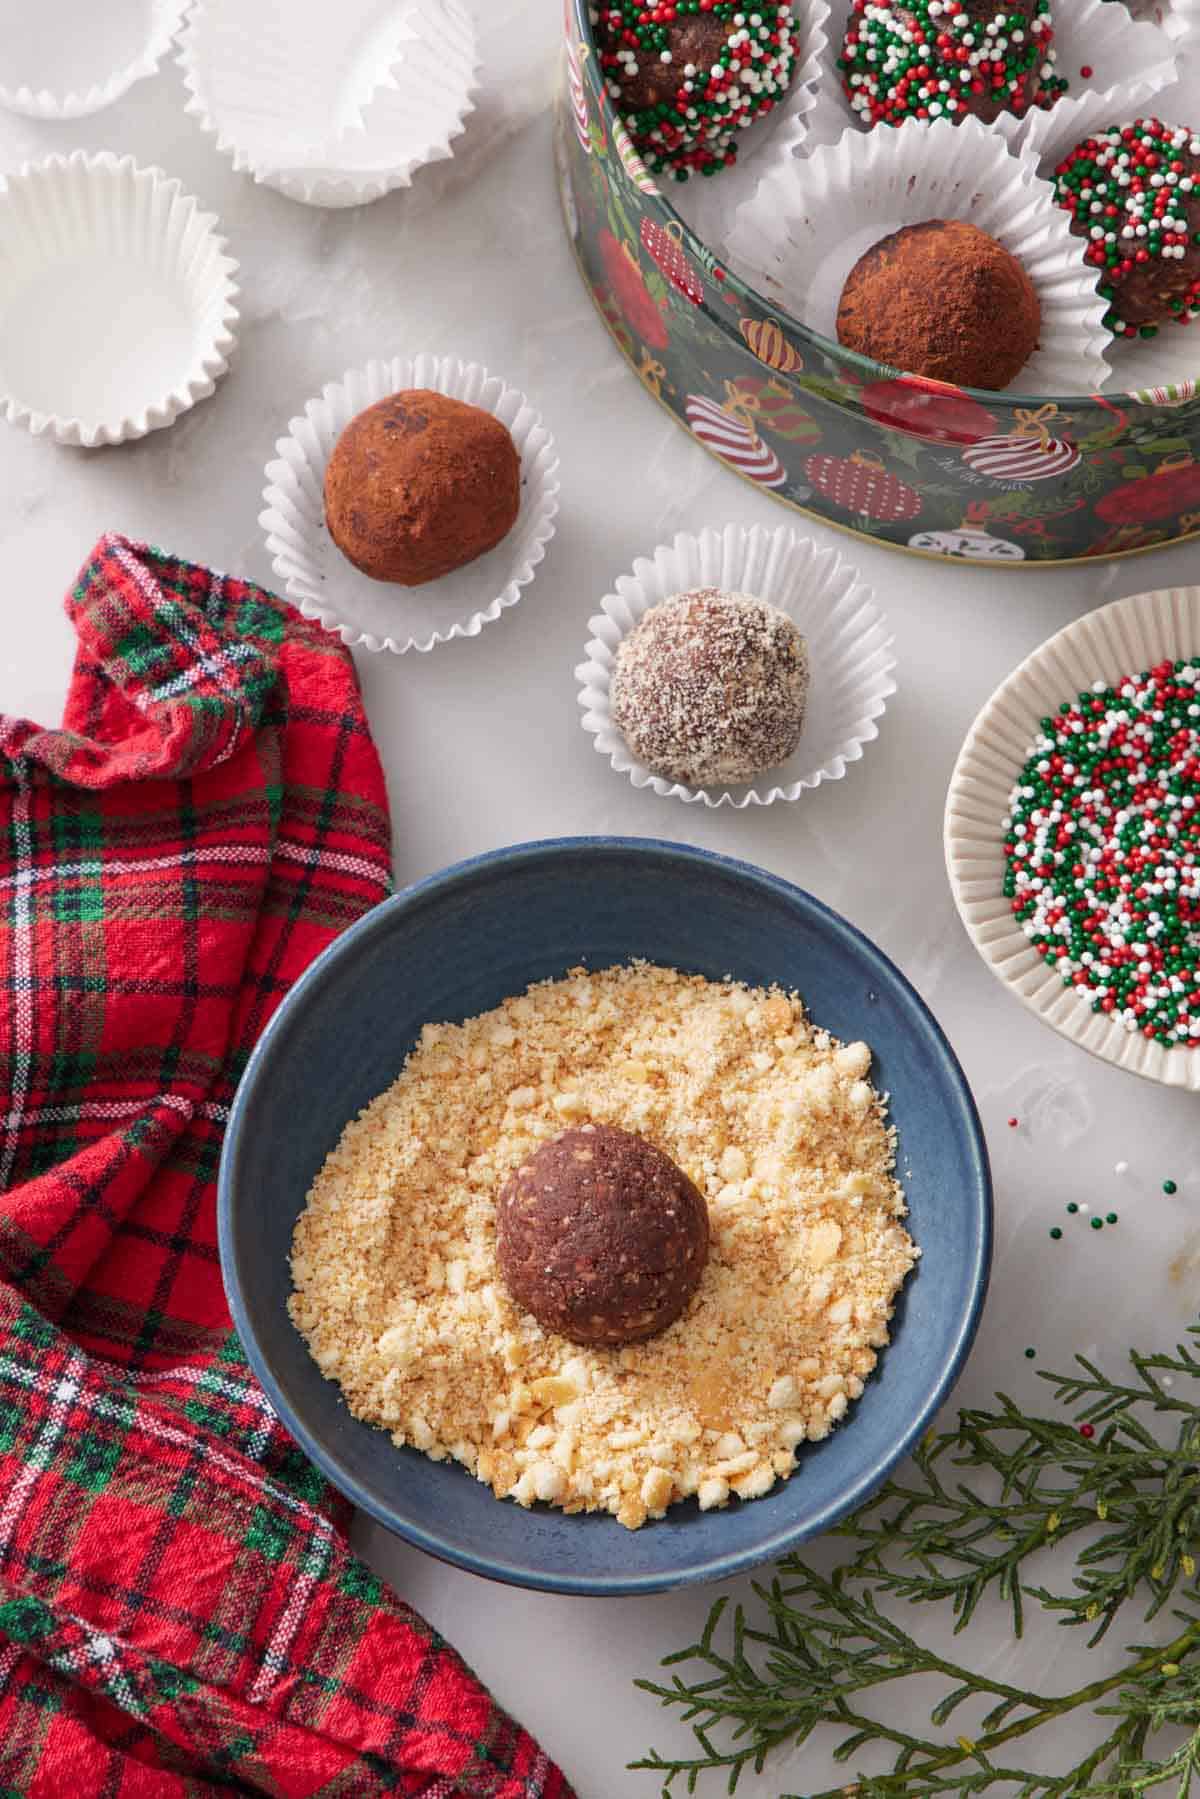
[1091,1217,1104,1230]
[1164,1180,1178,1195]
[1050,1227,1063,1240]
[1024,1347,1036,1359]
[1106,1212,1118,1225]
[1067,1202,1079,1214]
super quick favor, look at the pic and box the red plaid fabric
[0,536,574,1799]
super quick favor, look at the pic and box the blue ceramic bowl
[219,838,991,1595]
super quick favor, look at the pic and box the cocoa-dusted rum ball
[836,219,1041,390]
[1052,119,1200,341]
[323,390,520,587]
[496,1125,710,1347]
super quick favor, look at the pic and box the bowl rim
[218,835,993,1596]
[944,583,1200,1088]
[567,0,1193,416]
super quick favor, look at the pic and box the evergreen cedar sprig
[634,1326,1200,1795]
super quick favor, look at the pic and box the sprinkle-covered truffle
[591,1,800,181]
[837,0,1066,128]
[836,219,1041,388]
[1003,661,1200,1045]
[1051,119,1200,340]
[611,588,809,787]
[496,1125,710,1347]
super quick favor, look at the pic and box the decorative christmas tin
[557,0,1200,564]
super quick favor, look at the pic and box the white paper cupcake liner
[1004,0,1178,157]
[0,0,187,119]
[821,0,1174,157]
[179,0,479,208]
[0,153,238,449]
[261,355,560,655]
[576,524,896,810]
[669,0,830,256]
[946,582,1200,1089]
[727,115,1110,395]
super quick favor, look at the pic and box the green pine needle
[634,1325,1200,1795]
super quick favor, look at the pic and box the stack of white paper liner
[179,0,479,207]
[0,0,187,118]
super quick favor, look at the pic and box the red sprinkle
[1080,63,1093,77]
[1079,1423,1096,1439]
[1007,1116,1019,1128]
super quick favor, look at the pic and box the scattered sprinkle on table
[1067,1201,1079,1213]
[1164,1178,1178,1193]
[1004,661,1200,1044]
[1106,1211,1118,1224]
[1091,1216,1104,1230]
[1050,1226,1063,1240]
[1115,1160,1129,1176]
[1024,1346,1037,1359]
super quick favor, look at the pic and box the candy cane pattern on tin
[686,395,787,488]
[566,32,590,154]
[613,117,659,193]
[961,434,1080,483]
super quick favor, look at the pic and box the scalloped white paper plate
[261,354,560,654]
[577,524,896,809]
[0,0,187,118]
[0,153,238,448]
[945,585,1200,1089]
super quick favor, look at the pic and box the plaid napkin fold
[0,535,574,1799]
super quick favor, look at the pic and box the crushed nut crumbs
[288,964,918,1530]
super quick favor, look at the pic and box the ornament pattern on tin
[805,451,922,522]
[640,219,704,306]
[962,435,1081,483]
[685,394,787,488]
[739,317,804,375]
[909,526,1025,560]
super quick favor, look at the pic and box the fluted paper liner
[261,354,560,655]
[820,0,1175,157]
[576,523,896,810]
[180,0,479,208]
[728,115,1110,395]
[945,583,1200,1089]
[0,153,238,448]
[0,0,186,119]
[670,0,830,255]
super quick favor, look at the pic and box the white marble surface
[1,9,1199,1795]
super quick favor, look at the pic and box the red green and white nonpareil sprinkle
[591,3,799,180]
[1004,661,1200,1046]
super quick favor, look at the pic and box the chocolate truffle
[836,219,1041,389]
[838,0,1066,128]
[593,2,799,181]
[323,390,521,587]
[611,589,808,788]
[496,1125,709,1347]
[1052,119,1200,340]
